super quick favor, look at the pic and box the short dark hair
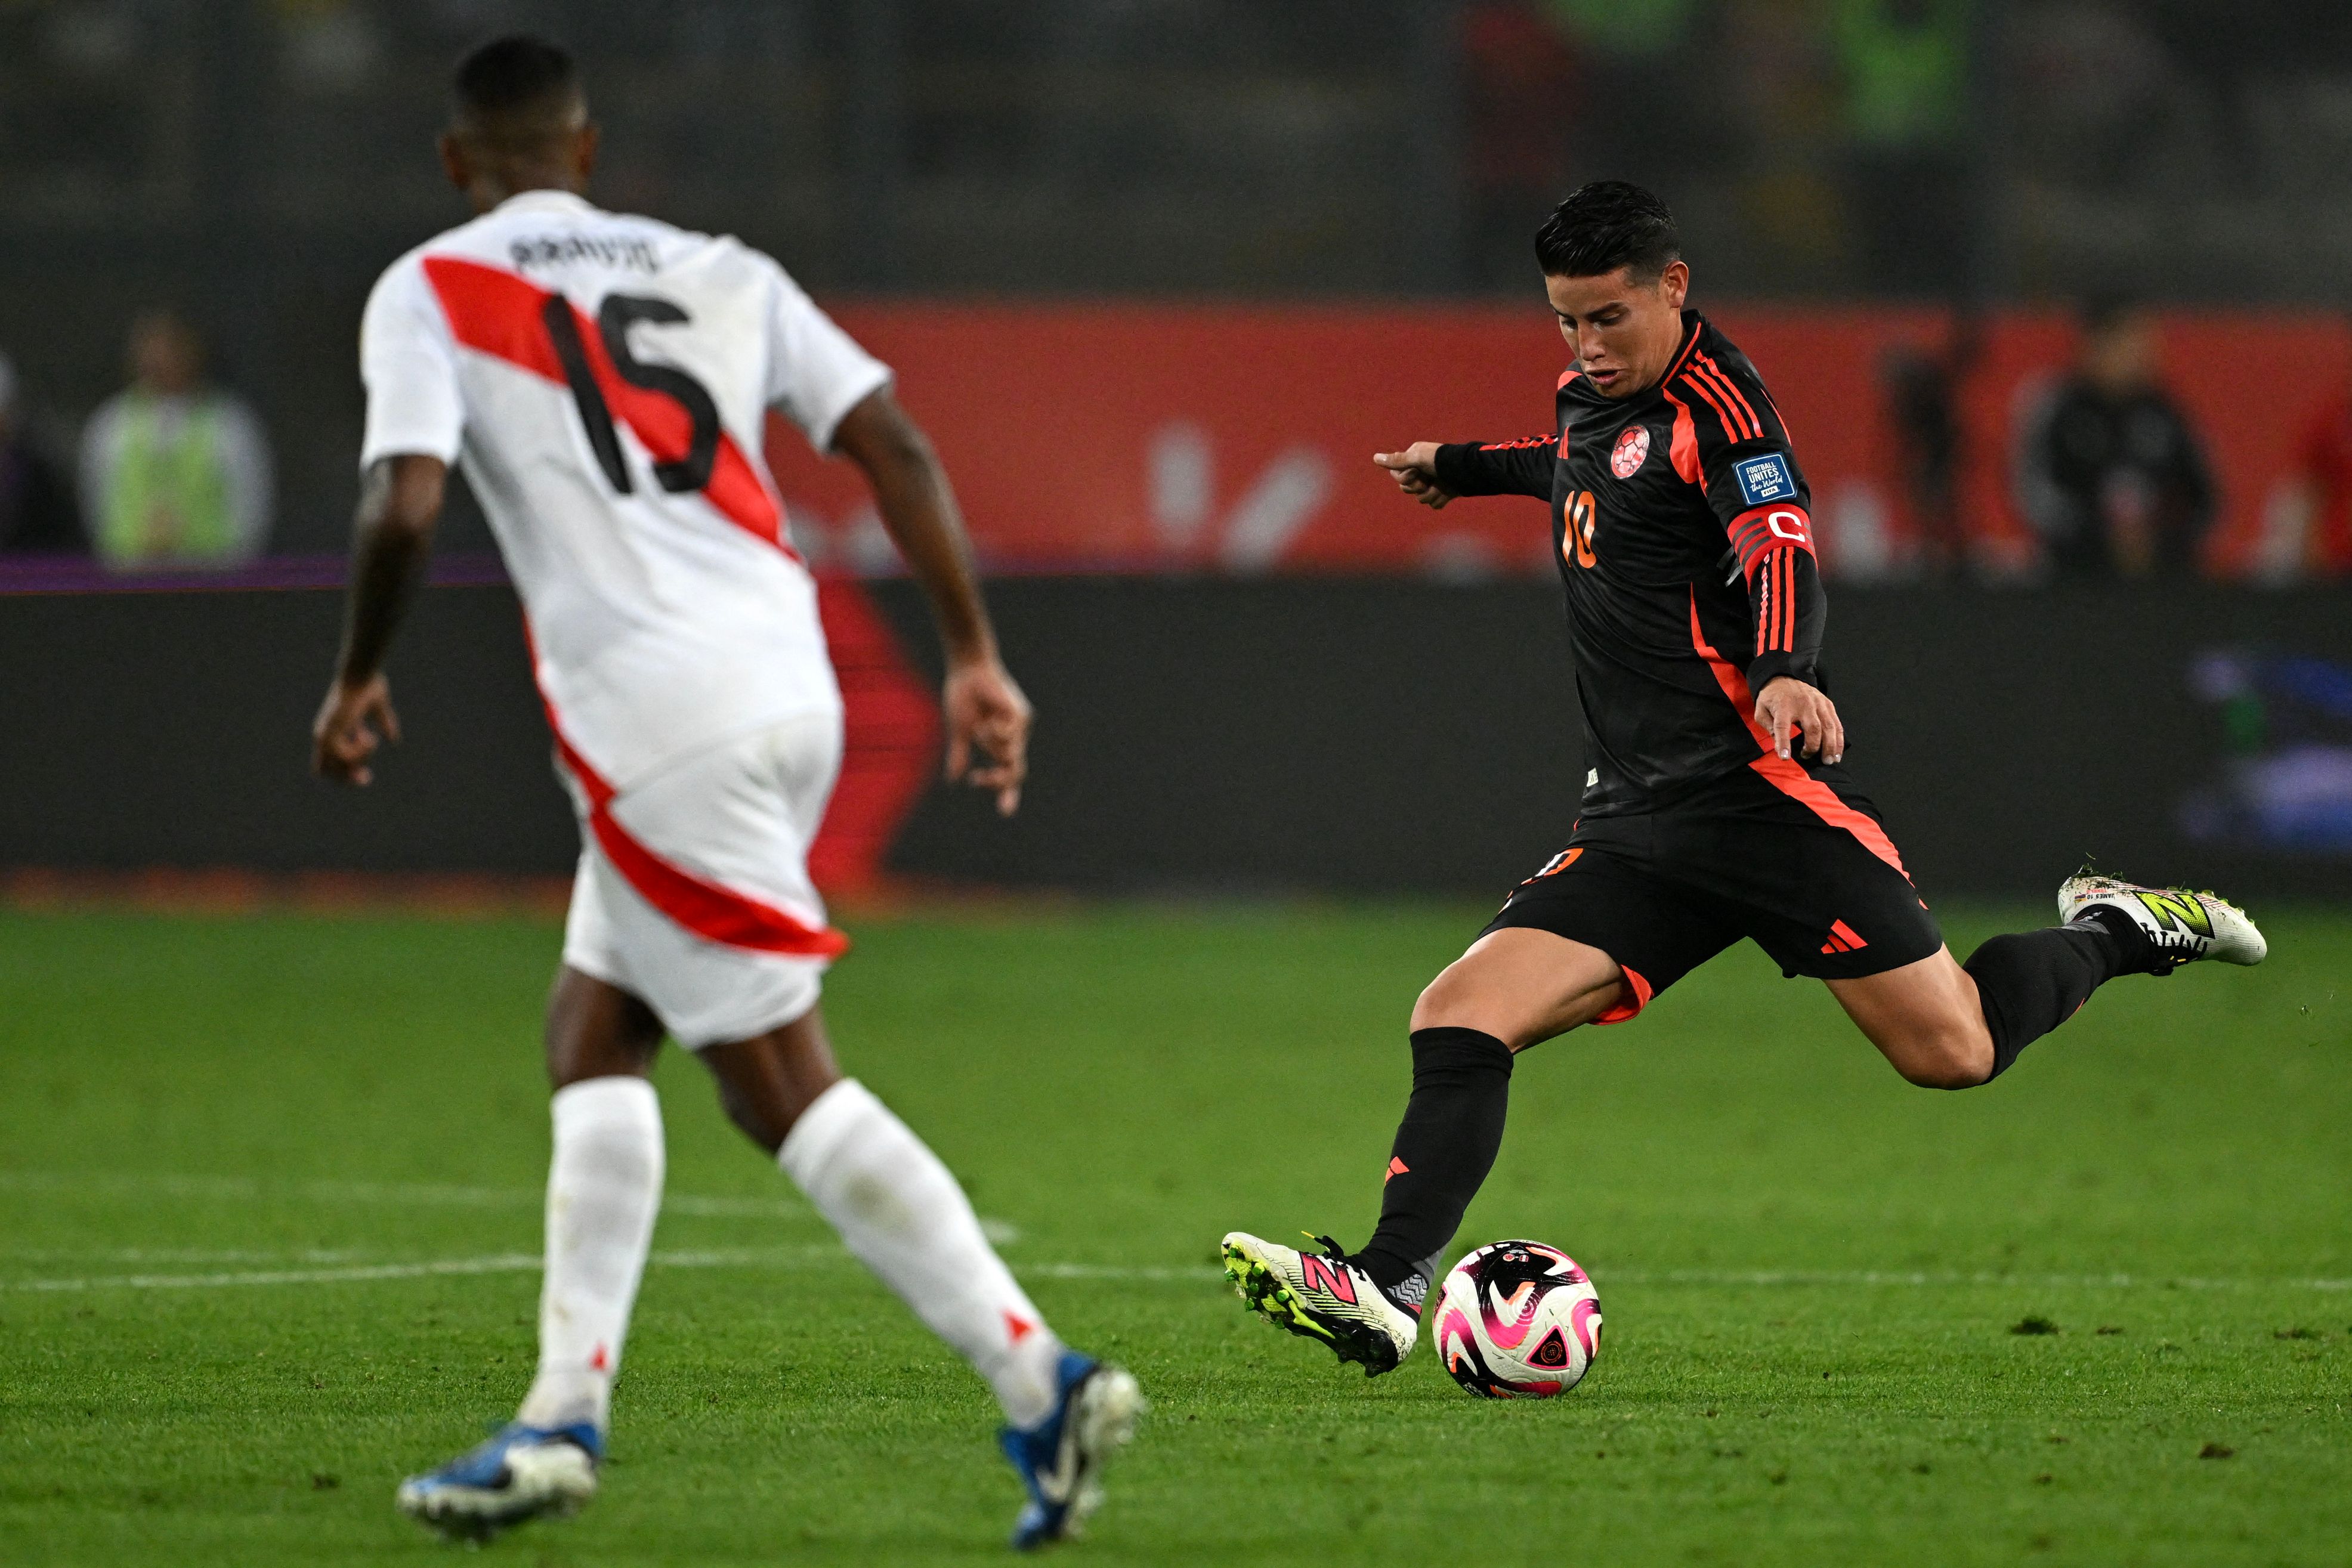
[452,35,582,132]
[1534,181,1682,282]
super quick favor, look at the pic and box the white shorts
[559,712,847,1049]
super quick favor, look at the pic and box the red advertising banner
[765,303,2351,580]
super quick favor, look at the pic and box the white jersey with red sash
[359,188,888,794]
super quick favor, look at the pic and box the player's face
[2084,314,2158,395]
[1545,261,1691,399]
[129,317,201,395]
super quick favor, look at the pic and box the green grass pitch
[1,900,2348,1566]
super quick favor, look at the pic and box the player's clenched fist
[313,672,401,786]
[1374,444,1458,509]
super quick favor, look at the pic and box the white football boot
[1220,1232,1419,1375]
[2057,873,2267,972]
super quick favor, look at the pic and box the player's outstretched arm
[1376,435,1557,507]
[831,388,1030,816]
[313,454,446,787]
[1373,443,1458,509]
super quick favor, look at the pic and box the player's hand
[312,672,401,787]
[1755,676,1844,765]
[944,657,1031,817]
[1373,443,1457,510]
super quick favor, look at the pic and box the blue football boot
[395,1421,601,1540]
[999,1352,1145,1550]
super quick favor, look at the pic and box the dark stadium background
[3,0,2348,902]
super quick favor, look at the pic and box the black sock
[1964,911,2137,1079]
[1354,1026,1513,1312]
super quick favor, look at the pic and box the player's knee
[1896,1056,1984,1091]
[1410,963,1609,1053]
[715,1077,792,1154]
[543,971,663,1088]
[546,1041,657,1090]
[1408,967,1471,1034]
[701,1018,842,1155]
[1410,962,1524,1044]
[1888,1022,1994,1090]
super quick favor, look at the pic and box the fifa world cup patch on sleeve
[1733,452,1797,506]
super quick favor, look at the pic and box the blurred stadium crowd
[4,0,2352,578]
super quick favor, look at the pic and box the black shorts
[1482,763,1943,1025]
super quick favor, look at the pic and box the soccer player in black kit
[1219,182,2268,1374]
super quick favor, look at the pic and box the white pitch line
[8,1251,2348,1298]
[4,1173,2342,1298]
[1599,1266,2352,1294]
[0,1247,378,1266]
[6,1248,843,1294]
[0,1168,809,1220]
[1021,1262,1222,1281]
[10,1253,545,1293]
[2,1247,1216,1295]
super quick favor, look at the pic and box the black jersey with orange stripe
[1431,310,1828,817]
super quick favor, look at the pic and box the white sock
[515,1077,665,1432]
[779,1078,1065,1427]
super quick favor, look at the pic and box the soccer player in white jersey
[311,36,1140,1550]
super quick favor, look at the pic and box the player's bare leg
[1225,929,1628,1372]
[1410,927,1630,1049]
[546,967,666,1084]
[696,1002,842,1152]
[397,967,665,1539]
[1826,949,1994,1088]
[701,1005,1142,1550]
[1831,876,2266,1090]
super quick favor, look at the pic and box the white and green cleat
[2059,873,2267,972]
[1220,1232,1418,1376]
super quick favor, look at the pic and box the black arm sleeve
[1742,540,1825,691]
[1432,436,1556,499]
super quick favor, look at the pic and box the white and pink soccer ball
[1433,1240,1602,1398]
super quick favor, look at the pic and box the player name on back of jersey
[508,233,660,274]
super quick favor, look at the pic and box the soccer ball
[1432,1240,1602,1398]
